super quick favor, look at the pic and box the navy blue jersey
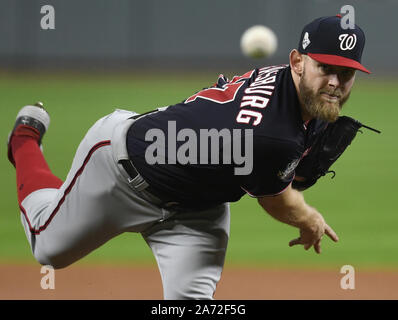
[126,65,327,207]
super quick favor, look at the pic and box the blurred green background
[0,71,396,270]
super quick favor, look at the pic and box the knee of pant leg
[33,245,73,270]
[35,253,68,270]
[36,254,72,270]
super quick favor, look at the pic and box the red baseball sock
[10,126,63,204]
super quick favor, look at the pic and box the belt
[119,159,180,209]
[120,159,138,179]
[119,159,148,192]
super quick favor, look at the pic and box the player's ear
[290,49,304,77]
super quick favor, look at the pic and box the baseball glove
[292,115,380,191]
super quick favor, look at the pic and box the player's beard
[299,70,350,123]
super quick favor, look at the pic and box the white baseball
[240,25,278,59]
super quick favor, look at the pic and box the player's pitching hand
[288,209,339,254]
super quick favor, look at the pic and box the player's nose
[327,73,340,88]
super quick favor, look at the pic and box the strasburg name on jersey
[237,64,287,126]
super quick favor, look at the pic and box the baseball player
[7,15,375,299]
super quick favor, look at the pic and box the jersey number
[184,70,254,104]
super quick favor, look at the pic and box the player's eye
[319,64,331,74]
[341,69,355,79]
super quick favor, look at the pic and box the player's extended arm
[258,184,339,254]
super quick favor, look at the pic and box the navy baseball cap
[298,15,370,73]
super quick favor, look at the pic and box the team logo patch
[278,158,300,182]
[339,33,357,51]
[302,32,311,50]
